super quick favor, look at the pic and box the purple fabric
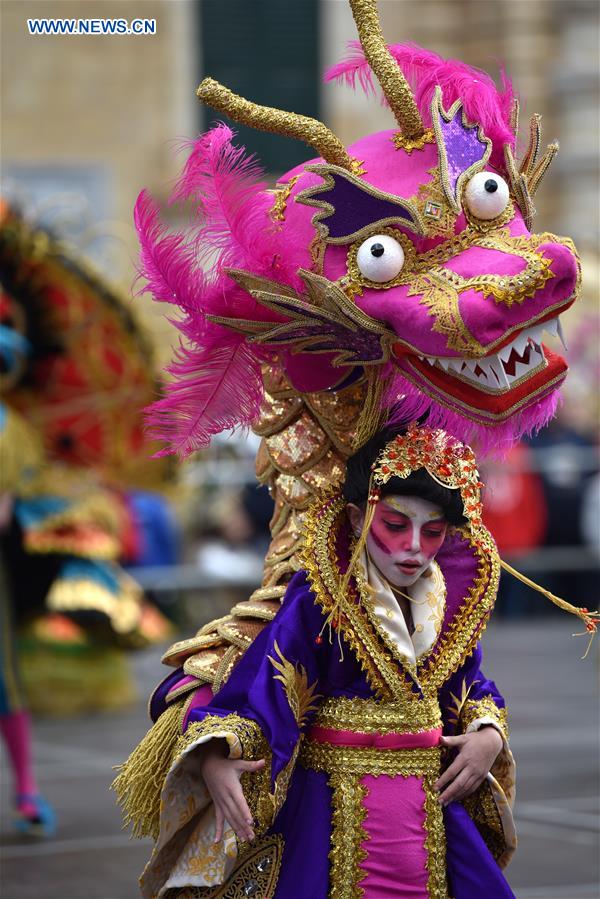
[439,106,488,202]
[445,802,516,897]
[428,530,491,663]
[148,667,187,722]
[310,169,418,240]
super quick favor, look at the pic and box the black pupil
[370,243,385,257]
[484,179,498,193]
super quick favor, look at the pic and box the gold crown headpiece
[369,422,484,530]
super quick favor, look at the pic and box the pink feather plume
[325,42,515,170]
[135,124,307,456]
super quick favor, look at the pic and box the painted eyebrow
[295,164,425,244]
[382,499,415,518]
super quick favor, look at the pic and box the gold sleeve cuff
[178,713,266,762]
[179,714,277,836]
[460,696,509,742]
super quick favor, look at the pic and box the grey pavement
[1,620,598,899]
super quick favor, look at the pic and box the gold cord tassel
[111,700,185,839]
[352,368,388,451]
[500,559,600,659]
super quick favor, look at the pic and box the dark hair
[343,426,467,526]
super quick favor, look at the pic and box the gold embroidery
[268,641,321,727]
[296,163,426,244]
[392,129,435,154]
[172,833,284,898]
[299,740,447,898]
[300,740,441,778]
[423,776,448,897]
[327,770,368,899]
[409,271,483,355]
[462,780,506,863]
[446,677,478,728]
[270,176,300,222]
[314,695,442,735]
[346,226,418,292]
[460,695,509,741]
[412,167,457,239]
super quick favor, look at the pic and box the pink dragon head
[136,0,580,457]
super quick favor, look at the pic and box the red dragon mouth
[393,317,568,421]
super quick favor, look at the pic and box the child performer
[118,423,521,898]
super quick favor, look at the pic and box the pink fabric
[182,684,214,730]
[307,726,442,750]
[0,710,38,798]
[360,773,429,898]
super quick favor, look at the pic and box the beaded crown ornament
[369,421,483,529]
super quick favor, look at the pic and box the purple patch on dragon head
[298,166,422,243]
[432,89,492,210]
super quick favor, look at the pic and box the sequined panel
[265,412,329,475]
[300,449,346,492]
[253,393,303,437]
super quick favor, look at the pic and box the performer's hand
[435,728,503,806]
[199,739,265,843]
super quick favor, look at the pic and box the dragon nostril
[370,243,385,258]
[484,179,498,193]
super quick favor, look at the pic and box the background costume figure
[0,201,177,830]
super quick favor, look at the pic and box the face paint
[365,495,447,587]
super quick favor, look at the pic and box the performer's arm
[435,643,508,805]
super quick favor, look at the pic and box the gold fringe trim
[112,699,186,839]
[351,367,387,451]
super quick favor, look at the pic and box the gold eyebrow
[383,498,415,518]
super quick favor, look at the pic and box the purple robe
[144,562,516,899]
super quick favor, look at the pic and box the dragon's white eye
[464,172,510,220]
[356,233,405,283]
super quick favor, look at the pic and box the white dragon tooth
[527,324,544,346]
[438,358,453,372]
[447,358,464,373]
[557,318,568,351]
[498,343,514,365]
[544,318,559,337]
[463,359,478,374]
[512,332,529,356]
[426,356,436,366]
[488,354,511,388]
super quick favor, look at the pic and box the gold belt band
[299,739,442,777]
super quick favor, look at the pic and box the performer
[0,404,56,836]
[116,1,597,895]
[117,424,519,898]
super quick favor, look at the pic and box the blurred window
[200,0,319,175]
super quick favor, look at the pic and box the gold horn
[197,78,354,172]
[349,0,426,140]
